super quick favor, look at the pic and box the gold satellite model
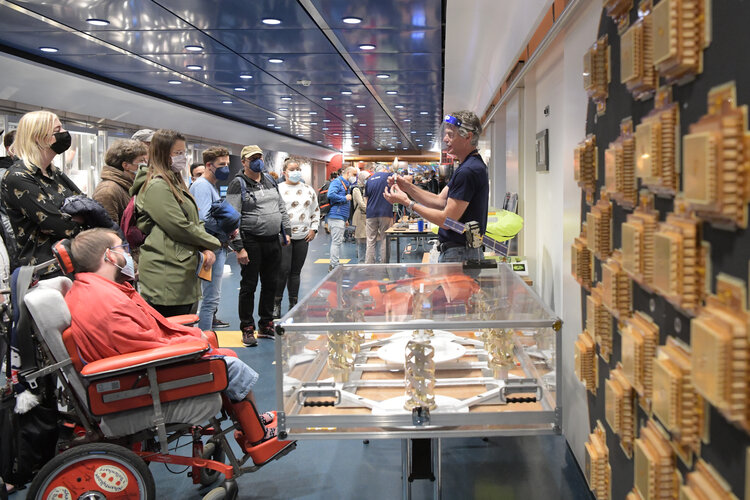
[575,135,598,204]
[587,193,614,260]
[584,35,611,115]
[651,0,711,84]
[589,285,614,362]
[620,3,657,99]
[680,460,738,500]
[601,250,633,319]
[621,191,660,288]
[604,0,633,31]
[606,365,637,457]
[605,118,638,208]
[632,420,678,500]
[572,222,595,290]
[635,87,680,196]
[683,82,750,229]
[620,311,659,410]
[575,330,598,394]
[585,421,612,500]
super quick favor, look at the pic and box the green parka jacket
[130,165,219,306]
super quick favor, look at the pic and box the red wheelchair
[15,252,294,499]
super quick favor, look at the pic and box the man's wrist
[408,200,417,212]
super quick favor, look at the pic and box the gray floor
[14,229,592,500]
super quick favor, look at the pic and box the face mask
[249,158,264,172]
[170,153,187,173]
[287,170,303,183]
[214,165,230,180]
[349,175,357,184]
[50,131,72,154]
[106,250,136,281]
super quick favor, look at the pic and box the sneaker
[257,322,275,339]
[241,326,258,347]
[212,316,230,328]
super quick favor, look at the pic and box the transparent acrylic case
[275,263,562,439]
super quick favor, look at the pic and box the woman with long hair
[1,110,82,274]
[130,129,219,317]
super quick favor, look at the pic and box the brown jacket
[93,165,135,225]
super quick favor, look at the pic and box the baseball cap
[241,145,263,158]
[131,129,155,143]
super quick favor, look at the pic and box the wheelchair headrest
[52,238,78,275]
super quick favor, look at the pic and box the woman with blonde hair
[130,129,220,317]
[0,110,81,273]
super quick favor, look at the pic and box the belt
[438,241,464,252]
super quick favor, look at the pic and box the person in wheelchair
[64,227,291,449]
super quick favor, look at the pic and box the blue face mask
[214,165,230,180]
[287,170,303,183]
[249,158,264,172]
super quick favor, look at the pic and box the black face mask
[50,131,72,154]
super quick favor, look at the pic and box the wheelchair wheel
[27,442,155,500]
[199,441,225,486]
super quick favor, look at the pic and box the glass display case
[275,262,562,439]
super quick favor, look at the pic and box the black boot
[289,297,298,309]
[272,297,282,319]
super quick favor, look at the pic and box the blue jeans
[199,248,227,330]
[438,246,483,263]
[329,218,346,268]
[223,356,259,402]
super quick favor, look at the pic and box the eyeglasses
[109,242,130,253]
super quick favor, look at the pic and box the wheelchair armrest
[167,314,200,326]
[80,340,210,380]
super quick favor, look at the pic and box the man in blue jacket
[364,166,394,263]
[327,166,357,271]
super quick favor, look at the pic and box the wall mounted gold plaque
[604,118,638,208]
[606,365,637,456]
[635,87,680,196]
[575,135,598,204]
[622,192,660,288]
[621,5,656,100]
[652,202,706,315]
[681,459,738,500]
[634,420,678,500]
[576,330,598,394]
[691,274,750,432]
[683,82,750,229]
[573,223,595,290]
[621,311,659,409]
[588,193,614,260]
[653,337,703,463]
[585,421,612,500]
[651,0,710,83]
[601,250,633,319]
[589,286,614,362]
[584,35,611,116]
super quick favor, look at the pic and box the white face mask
[287,170,303,183]
[170,153,187,173]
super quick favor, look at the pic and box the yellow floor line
[313,258,350,264]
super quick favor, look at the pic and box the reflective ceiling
[0,0,444,154]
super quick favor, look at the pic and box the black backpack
[317,180,331,216]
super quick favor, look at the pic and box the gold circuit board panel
[604,118,638,208]
[585,421,612,500]
[587,193,614,260]
[683,82,750,229]
[575,135,598,204]
[584,35,611,115]
[635,87,680,196]
[621,192,660,288]
[681,460,738,500]
[601,250,633,319]
[651,0,711,84]
[652,337,703,463]
[651,202,706,315]
[606,365,637,457]
[633,420,678,500]
[620,311,659,410]
[589,285,614,362]
[691,274,750,432]
[573,222,595,290]
[604,0,634,31]
[620,5,656,100]
[576,329,598,394]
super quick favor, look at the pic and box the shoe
[212,316,230,328]
[241,326,258,347]
[257,322,275,339]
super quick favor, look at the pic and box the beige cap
[241,145,263,158]
[131,129,155,143]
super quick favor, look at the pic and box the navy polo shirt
[364,171,394,218]
[438,150,489,246]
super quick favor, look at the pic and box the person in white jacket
[274,158,320,317]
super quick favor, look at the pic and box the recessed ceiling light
[317,140,323,143]
[239,74,253,79]
[86,18,109,26]
[345,113,354,117]
[396,141,402,144]
[39,47,58,53]
[416,138,421,141]
[342,16,362,24]
[262,18,282,25]
[359,44,376,50]
[420,111,429,115]
[328,144,334,147]
[234,87,246,91]
[185,45,203,52]
[426,133,433,136]
[354,135,360,138]
[281,96,292,101]
[168,80,182,85]
[275,125,281,129]
[279,107,289,111]
[376,74,390,79]
[310,122,318,125]
[268,117,276,120]
[410,131,417,134]
[322,97,333,101]
[394,105,404,109]
[333,133,340,136]
[354,142,360,145]
[186,64,203,70]
[403,147,408,150]
[309,111,317,115]
[268,58,284,64]
[359,124,367,127]
[356,105,366,109]
[341,90,353,95]
[222,100,233,104]
[386,90,398,95]
[323,119,331,122]
[322,127,329,131]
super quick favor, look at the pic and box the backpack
[120,195,146,249]
[317,180,331,216]
[204,199,240,243]
[0,169,19,270]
